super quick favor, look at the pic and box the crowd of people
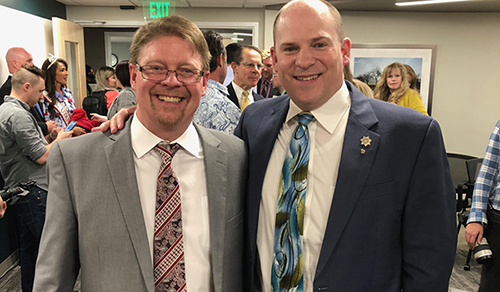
[0,0,497,292]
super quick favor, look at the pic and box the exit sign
[143,2,176,19]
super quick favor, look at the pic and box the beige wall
[68,6,500,157]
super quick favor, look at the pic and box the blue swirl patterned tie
[272,113,313,292]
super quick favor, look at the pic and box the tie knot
[242,91,249,98]
[155,141,181,158]
[297,112,313,126]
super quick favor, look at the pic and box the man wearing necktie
[235,0,456,291]
[257,50,279,99]
[34,16,247,292]
[227,45,265,111]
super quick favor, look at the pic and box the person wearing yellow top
[374,62,428,115]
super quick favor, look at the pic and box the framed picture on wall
[350,44,437,115]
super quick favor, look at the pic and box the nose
[160,71,182,86]
[295,48,314,69]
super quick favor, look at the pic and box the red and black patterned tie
[154,141,186,292]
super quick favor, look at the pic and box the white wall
[67,5,500,157]
[0,5,53,82]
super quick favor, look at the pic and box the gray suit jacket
[33,117,247,292]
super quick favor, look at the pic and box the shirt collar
[208,79,228,96]
[131,116,201,159]
[286,81,351,134]
[232,81,252,97]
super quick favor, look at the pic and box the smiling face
[271,1,350,112]
[55,62,69,87]
[387,68,402,92]
[232,48,262,90]
[130,35,208,140]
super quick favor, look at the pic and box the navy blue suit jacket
[234,81,456,292]
[227,82,264,109]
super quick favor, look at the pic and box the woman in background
[374,62,427,115]
[95,66,119,111]
[107,60,136,119]
[405,64,418,91]
[343,63,373,98]
[41,57,85,135]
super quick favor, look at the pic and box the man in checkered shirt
[466,120,500,292]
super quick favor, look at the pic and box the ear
[341,37,351,67]
[217,54,224,68]
[230,62,238,73]
[129,63,138,91]
[23,82,30,92]
[201,71,209,96]
[270,46,278,73]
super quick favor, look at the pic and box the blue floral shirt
[468,120,500,224]
[193,79,241,134]
[43,87,76,127]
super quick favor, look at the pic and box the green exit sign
[143,2,176,19]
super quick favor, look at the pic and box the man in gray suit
[33,15,246,292]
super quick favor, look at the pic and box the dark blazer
[0,76,12,106]
[0,76,47,134]
[235,81,456,292]
[227,82,264,109]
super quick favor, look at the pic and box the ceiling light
[396,0,471,6]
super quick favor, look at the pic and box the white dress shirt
[257,82,351,292]
[131,116,212,292]
[232,81,256,105]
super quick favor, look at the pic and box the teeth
[296,75,319,81]
[157,95,181,103]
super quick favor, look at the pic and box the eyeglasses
[136,64,204,84]
[239,62,264,70]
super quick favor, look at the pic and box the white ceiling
[55,0,500,12]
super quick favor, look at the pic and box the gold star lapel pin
[360,136,372,147]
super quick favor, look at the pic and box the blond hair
[374,62,410,104]
[129,15,210,72]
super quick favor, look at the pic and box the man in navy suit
[227,46,264,111]
[234,0,456,291]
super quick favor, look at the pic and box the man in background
[193,30,241,134]
[0,65,72,292]
[227,45,264,111]
[256,49,278,99]
[235,0,456,291]
[222,42,242,86]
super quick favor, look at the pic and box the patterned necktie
[154,142,186,292]
[240,91,250,112]
[271,113,314,292]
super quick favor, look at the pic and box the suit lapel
[247,97,290,257]
[315,85,380,278]
[227,83,240,107]
[196,125,227,292]
[105,118,155,292]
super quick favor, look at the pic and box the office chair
[447,153,478,270]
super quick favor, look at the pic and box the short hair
[273,0,344,45]
[11,65,45,90]
[95,66,116,91]
[233,46,262,64]
[225,43,242,64]
[203,30,225,73]
[115,60,131,87]
[129,15,211,72]
[42,57,68,117]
